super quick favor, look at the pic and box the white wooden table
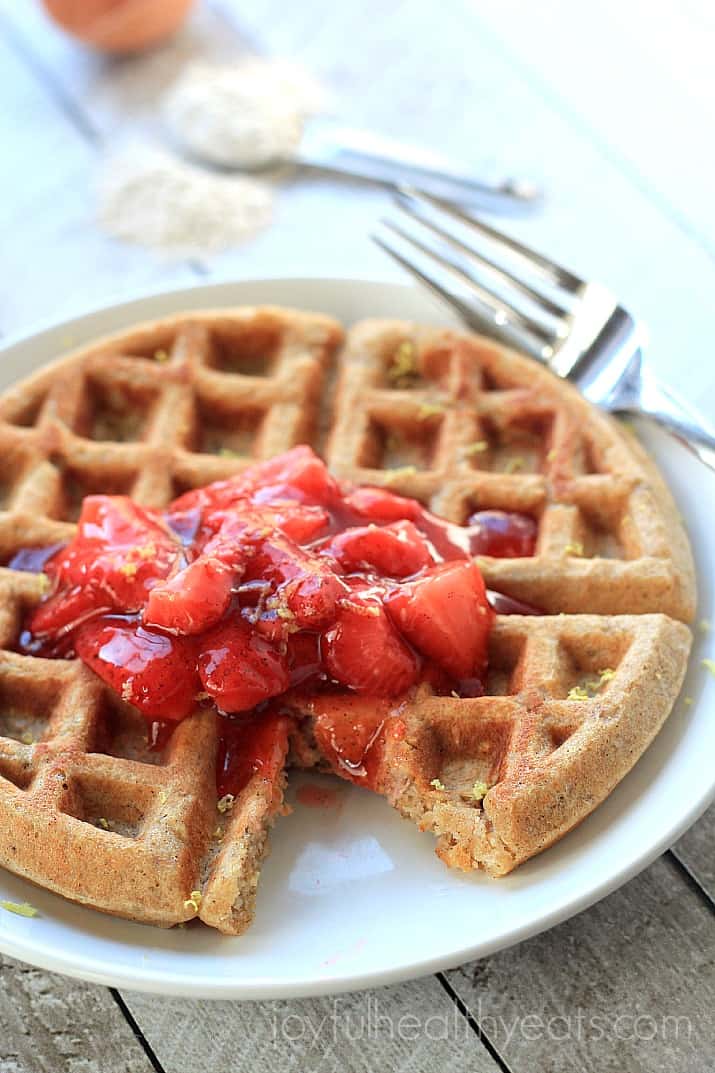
[0,1,713,1069]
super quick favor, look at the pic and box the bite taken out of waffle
[0,307,694,934]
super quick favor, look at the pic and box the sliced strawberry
[203,502,330,548]
[74,618,200,720]
[169,447,338,523]
[144,556,235,635]
[27,584,110,638]
[49,496,178,612]
[260,503,330,544]
[344,486,421,523]
[248,445,340,506]
[284,571,344,628]
[325,520,433,577]
[385,560,493,678]
[321,597,420,696]
[244,526,345,628]
[198,620,290,713]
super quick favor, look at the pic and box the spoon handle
[295,121,541,211]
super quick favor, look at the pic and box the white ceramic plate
[0,278,712,999]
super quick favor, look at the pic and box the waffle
[0,308,694,932]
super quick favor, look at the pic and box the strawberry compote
[16,447,539,794]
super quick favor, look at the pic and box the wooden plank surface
[0,1,712,1071]
[673,803,715,901]
[124,976,502,1073]
[0,954,156,1073]
[445,856,715,1073]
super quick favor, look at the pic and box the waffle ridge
[0,308,694,932]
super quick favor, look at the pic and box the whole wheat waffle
[0,307,694,933]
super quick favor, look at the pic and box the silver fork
[373,188,715,472]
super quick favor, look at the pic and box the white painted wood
[5,0,715,410]
[470,0,715,249]
[0,27,194,338]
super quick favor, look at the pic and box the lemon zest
[430,777,446,791]
[417,402,444,420]
[386,466,418,482]
[0,900,38,918]
[564,542,585,557]
[387,341,419,386]
[184,890,202,913]
[119,562,137,578]
[503,457,524,474]
[567,686,590,701]
[472,780,488,801]
[20,732,34,746]
[701,658,715,677]
[97,817,112,831]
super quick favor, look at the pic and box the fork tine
[396,186,584,293]
[396,194,569,320]
[371,228,552,359]
[379,218,557,349]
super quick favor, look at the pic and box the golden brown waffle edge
[0,307,695,932]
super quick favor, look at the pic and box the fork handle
[622,367,715,472]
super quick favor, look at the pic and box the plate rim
[0,275,712,999]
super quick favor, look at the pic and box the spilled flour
[164,58,326,168]
[98,145,273,257]
[97,58,325,257]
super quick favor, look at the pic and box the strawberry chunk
[258,503,330,544]
[169,446,338,522]
[27,584,110,638]
[344,486,421,523]
[244,526,345,628]
[247,445,340,507]
[284,571,345,628]
[385,560,493,678]
[144,557,235,635]
[321,597,420,695]
[198,620,290,713]
[49,496,178,612]
[325,520,433,577]
[74,618,199,721]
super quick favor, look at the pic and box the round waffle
[0,307,693,933]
